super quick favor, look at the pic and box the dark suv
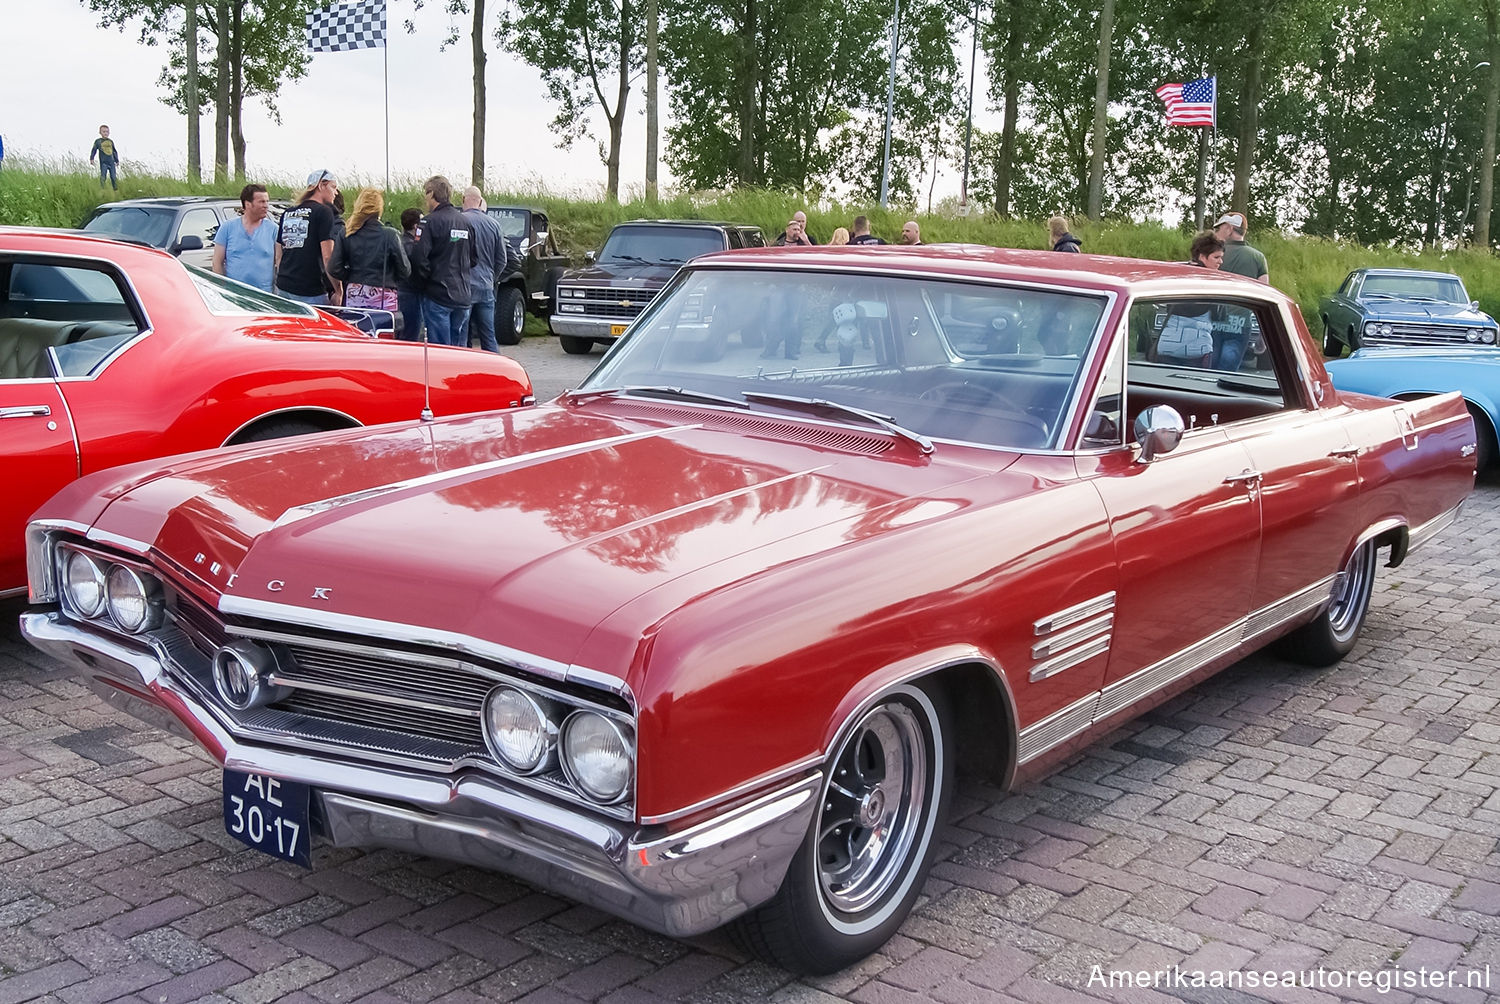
[484,206,571,344]
[81,196,280,270]
[549,219,764,354]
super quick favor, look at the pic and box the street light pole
[878,0,901,208]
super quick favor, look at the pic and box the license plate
[610,324,627,336]
[223,769,311,867]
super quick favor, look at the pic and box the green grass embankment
[3,159,1497,334]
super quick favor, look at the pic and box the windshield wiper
[564,385,748,408]
[603,254,651,264]
[742,391,934,454]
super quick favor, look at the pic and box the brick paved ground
[1,483,1496,1003]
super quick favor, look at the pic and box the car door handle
[1223,469,1263,487]
[0,405,52,419]
[1328,446,1360,460]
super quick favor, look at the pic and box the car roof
[696,243,1296,302]
[1,226,180,260]
[1353,268,1462,280]
[89,196,238,210]
[615,219,756,229]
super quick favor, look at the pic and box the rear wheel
[1275,538,1377,666]
[559,336,594,355]
[497,286,525,346]
[730,682,952,975]
[230,418,329,444]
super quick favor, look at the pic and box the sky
[3,1,996,204]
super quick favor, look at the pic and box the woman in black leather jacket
[330,188,410,310]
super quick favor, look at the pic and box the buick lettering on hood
[22,245,1475,974]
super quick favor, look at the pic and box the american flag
[1155,76,1216,128]
[307,0,386,52]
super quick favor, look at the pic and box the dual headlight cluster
[1364,322,1497,344]
[60,548,164,634]
[556,287,585,313]
[482,685,634,806]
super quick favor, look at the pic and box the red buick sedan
[0,229,532,593]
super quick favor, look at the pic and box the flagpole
[384,28,391,191]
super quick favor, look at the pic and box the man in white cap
[1212,212,1268,284]
[276,169,340,303]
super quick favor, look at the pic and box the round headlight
[105,564,163,633]
[1379,323,1394,337]
[1467,329,1481,343]
[1484,330,1497,345]
[63,550,107,618]
[560,712,634,804]
[483,686,556,773]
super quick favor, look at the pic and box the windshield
[1361,273,1467,304]
[187,265,318,317]
[599,226,725,266]
[82,206,177,248]
[580,268,1106,450]
[485,207,529,240]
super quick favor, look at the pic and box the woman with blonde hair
[829,227,850,246]
[329,187,409,311]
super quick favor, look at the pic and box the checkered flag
[307,0,386,52]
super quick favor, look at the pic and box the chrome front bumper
[549,315,626,338]
[20,611,818,937]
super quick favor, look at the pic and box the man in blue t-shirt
[212,184,277,292]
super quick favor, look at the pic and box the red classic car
[0,228,532,594]
[21,246,1475,974]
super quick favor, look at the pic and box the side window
[1341,273,1360,297]
[1,261,142,378]
[743,229,766,248]
[178,208,219,246]
[1083,326,1125,447]
[1125,297,1296,433]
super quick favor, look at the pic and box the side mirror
[518,238,533,256]
[536,229,549,243]
[1133,405,1185,463]
[585,250,596,264]
[173,235,205,254]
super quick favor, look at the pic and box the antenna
[420,323,434,422]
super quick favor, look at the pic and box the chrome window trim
[0,247,155,383]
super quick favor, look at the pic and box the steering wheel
[918,381,1050,438]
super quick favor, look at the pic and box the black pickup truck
[485,206,571,344]
[549,219,764,354]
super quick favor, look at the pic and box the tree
[498,0,645,200]
[88,0,314,182]
[1478,0,1499,246]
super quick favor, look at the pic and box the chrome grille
[560,285,659,320]
[1365,324,1484,348]
[271,689,484,747]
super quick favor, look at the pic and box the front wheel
[496,286,525,346]
[730,683,952,975]
[1321,318,1340,358]
[1275,538,1377,666]
[559,335,594,355]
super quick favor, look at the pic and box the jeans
[98,160,118,189]
[1215,335,1246,372]
[466,290,498,353]
[397,290,423,342]
[422,299,469,347]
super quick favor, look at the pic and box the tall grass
[5,157,1499,328]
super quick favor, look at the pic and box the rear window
[187,265,318,317]
[82,206,177,249]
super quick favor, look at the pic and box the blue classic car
[1327,348,1498,471]
[1319,268,1498,357]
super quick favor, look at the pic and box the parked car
[484,205,571,344]
[549,219,764,354]
[1319,267,1498,357]
[0,228,533,594]
[80,196,283,270]
[22,246,1475,975]
[1328,346,1500,471]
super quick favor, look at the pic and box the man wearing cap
[276,169,340,304]
[1213,212,1268,284]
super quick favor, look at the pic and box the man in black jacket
[409,176,477,347]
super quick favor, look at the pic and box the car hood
[559,261,681,286]
[1335,346,1500,365]
[73,403,1010,672]
[1358,299,1494,325]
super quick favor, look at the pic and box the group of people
[211,170,516,351]
[775,211,925,247]
[1185,211,1270,283]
